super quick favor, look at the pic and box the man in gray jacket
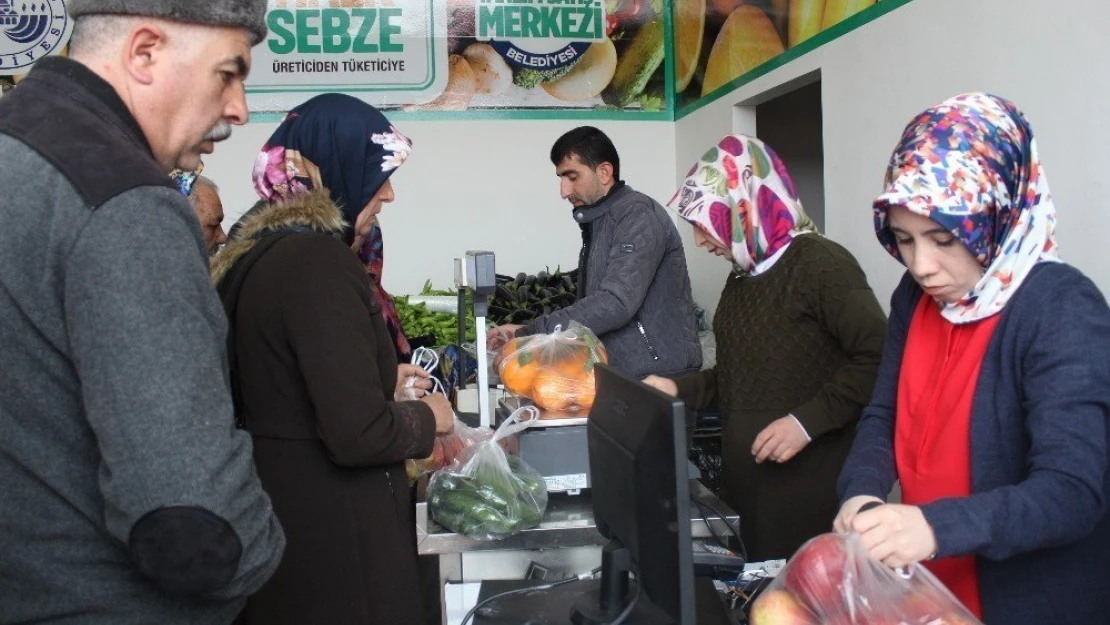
[490,127,702,378]
[0,2,284,624]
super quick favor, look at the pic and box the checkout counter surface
[418,480,743,625]
[417,479,739,556]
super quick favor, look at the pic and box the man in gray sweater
[0,1,284,623]
[490,127,702,378]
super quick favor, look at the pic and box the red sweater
[896,295,1001,618]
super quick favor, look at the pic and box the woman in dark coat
[212,94,454,625]
[645,134,888,561]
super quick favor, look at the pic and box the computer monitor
[571,364,696,625]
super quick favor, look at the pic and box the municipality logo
[475,0,604,72]
[0,0,68,73]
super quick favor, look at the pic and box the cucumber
[603,17,665,108]
[433,488,485,517]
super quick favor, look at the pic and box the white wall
[674,0,1110,316]
[756,80,825,232]
[203,120,678,296]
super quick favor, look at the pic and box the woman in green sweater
[645,135,887,560]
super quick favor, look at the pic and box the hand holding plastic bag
[406,417,493,482]
[427,406,548,540]
[495,321,608,412]
[749,532,983,625]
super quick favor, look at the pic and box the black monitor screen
[587,364,695,625]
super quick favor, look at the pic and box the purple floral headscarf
[874,92,1060,323]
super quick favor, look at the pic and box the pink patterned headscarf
[668,134,817,273]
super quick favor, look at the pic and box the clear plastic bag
[494,321,608,412]
[406,417,493,483]
[749,533,983,625]
[427,406,548,540]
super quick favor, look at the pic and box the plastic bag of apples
[749,533,983,625]
[405,418,493,483]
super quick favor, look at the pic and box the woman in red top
[835,93,1110,625]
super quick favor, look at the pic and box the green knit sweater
[675,234,887,560]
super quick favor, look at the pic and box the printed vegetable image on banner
[246,0,668,115]
[413,0,666,112]
[674,0,885,110]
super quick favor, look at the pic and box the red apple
[784,534,851,616]
[749,589,818,625]
[429,439,447,468]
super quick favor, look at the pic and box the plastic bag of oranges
[495,322,608,413]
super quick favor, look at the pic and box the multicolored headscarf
[170,162,204,198]
[251,93,415,358]
[667,134,817,274]
[874,92,1060,324]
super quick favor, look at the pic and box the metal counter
[416,480,739,625]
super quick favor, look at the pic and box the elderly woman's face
[887,206,983,304]
[693,225,733,260]
[351,179,395,248]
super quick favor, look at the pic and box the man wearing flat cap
[0,2,286,624]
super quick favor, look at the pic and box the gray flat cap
[68,0,268,45]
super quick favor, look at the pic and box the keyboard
[692,538,746,570]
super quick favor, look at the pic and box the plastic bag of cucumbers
[427,406,548,540]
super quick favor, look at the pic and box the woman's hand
[641,375,678,397]
[752,416,810,463]
[851,503,938,569]
[395,364,433,400]
[833,495,885,533]
[421,393,456,435]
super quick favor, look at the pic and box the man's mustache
[203,121,233,143]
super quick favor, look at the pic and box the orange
[788,0,824,48]
[574,374,597,411]
[501,352,540,396]
[553,349,591,380]
[532,369,596,412]
[532,371,573,412]
[590,344,609,367]
[495,336,531,369]
[674,0,706,94]
[821,0,876,30]
[701,6,785,96]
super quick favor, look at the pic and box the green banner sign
[246,0,669,116]
[1,0,910,119]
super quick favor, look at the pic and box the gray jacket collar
[572,182,630,224]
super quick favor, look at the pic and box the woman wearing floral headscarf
[835,93,1110,624]
[211,94,454,625]
[645,135,887,560]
